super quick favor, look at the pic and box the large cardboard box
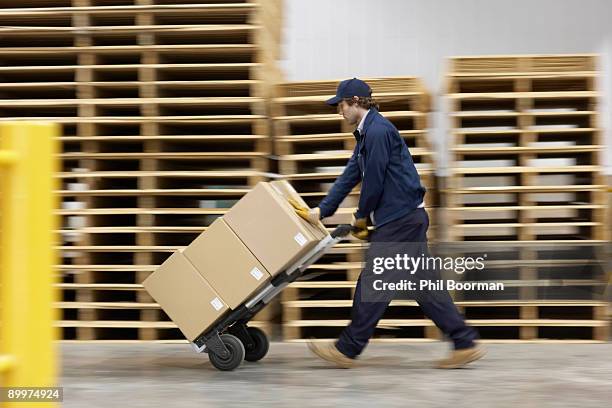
[142,249,229,341]
[183,217,271,309]
[224,181,329,276]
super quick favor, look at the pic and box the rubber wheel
[244,327,269,362]
[208,334,245,371]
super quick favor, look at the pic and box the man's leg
[405,209,484,367]
[309,208,484,367]
[407,209,479,349]
[333,213,418,359]
[309,222,393,365]
[417,293,478,349]
[335,273,391,358]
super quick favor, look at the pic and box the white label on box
[210,297,224,311]
[294,232,307,246]
[250,267,264,281]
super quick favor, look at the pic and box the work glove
[351,213,369,240]
[287,198,321,225]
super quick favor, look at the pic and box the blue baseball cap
[325,78,372,106]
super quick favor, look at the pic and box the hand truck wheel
[208,334,245,371]
[244,327,270,362]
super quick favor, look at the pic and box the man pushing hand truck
[290,78,485,369]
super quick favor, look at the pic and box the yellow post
[0,122,60,408]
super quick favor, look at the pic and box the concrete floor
[60,342,612,408]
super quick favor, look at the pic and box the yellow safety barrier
[0,123,60,408]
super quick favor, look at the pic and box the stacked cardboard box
[143,180,327,341]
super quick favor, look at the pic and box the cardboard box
[183,218,271,309]
[142,249,229,341]
[224,181,329,276]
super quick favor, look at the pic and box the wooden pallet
[443,54,609,341]
[446,54,606,243]
[449,54,596,75]
[0,0,283,341]
[608,177,612,243]
[283,299,609,342]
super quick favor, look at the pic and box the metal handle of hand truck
[330,224,355,239]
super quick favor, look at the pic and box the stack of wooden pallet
[0,0,282,341]
[445,54,609,341]
[272,77,443,342]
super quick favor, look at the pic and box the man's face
[337,98,360,126]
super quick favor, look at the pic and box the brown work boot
[307,341,355,369]
[436,345,486,369]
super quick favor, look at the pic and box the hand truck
[190,224,353,371]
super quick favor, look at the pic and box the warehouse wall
[280,0,612,175]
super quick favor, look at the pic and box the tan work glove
[287,198,321,224]
[351,213,369,240]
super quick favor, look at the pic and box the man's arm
[354,128,391,220]
[318,145,361,218]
